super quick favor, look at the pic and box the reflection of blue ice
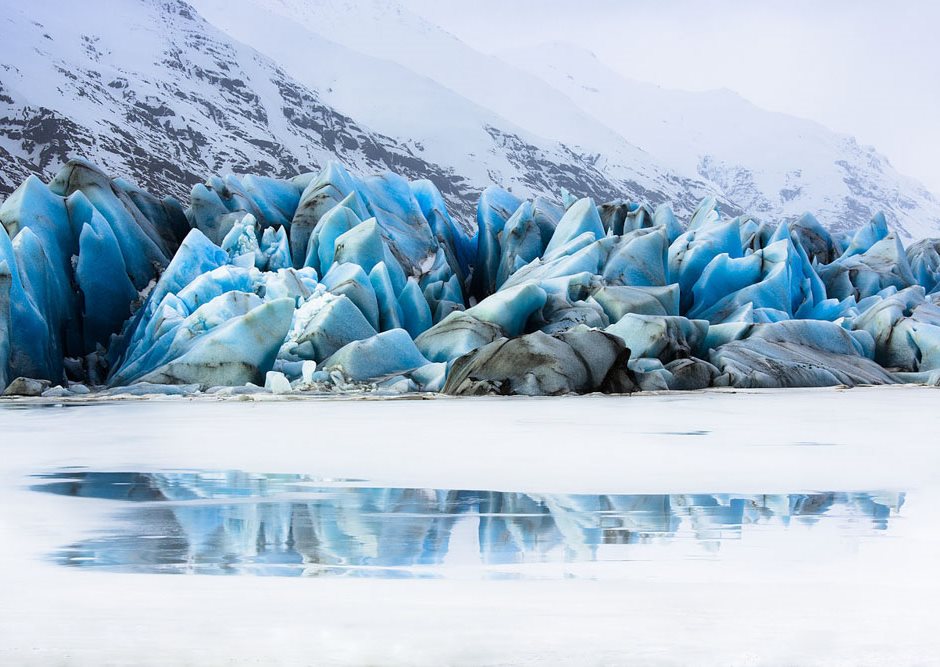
[33,471,905,578]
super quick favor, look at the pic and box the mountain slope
[194,0,940,239]
[200,0,640,153]
[501,42,940,239]
[0,0,470,206]
[0,0,720,225]
[187,0,722,215]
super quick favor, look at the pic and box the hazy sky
[405,0,940,195]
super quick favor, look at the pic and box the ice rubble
[2,158,940,396]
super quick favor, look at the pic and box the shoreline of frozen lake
[0,380,937,402]
[0,385,938,665]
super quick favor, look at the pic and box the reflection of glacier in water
[34,471,904,578]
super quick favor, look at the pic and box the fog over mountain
[406,0,940,199]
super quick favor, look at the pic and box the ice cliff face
[2,158,940,396]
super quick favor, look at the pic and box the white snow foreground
[0,388,938,665]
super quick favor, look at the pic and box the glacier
[2,158,940,397]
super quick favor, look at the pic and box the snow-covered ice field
[1,386,938,665]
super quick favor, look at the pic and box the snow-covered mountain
[0,0,715,224]
[1,0,938,239]
[192,0,940,239]
[190,0,723,214]
[0,0,472,205]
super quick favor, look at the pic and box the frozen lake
[1,386,938,665]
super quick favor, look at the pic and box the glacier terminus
[1,158,939,398]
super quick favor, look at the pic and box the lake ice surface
[1,386,938,665]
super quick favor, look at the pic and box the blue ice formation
[1,160,187,387]
[2,157,940,396]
